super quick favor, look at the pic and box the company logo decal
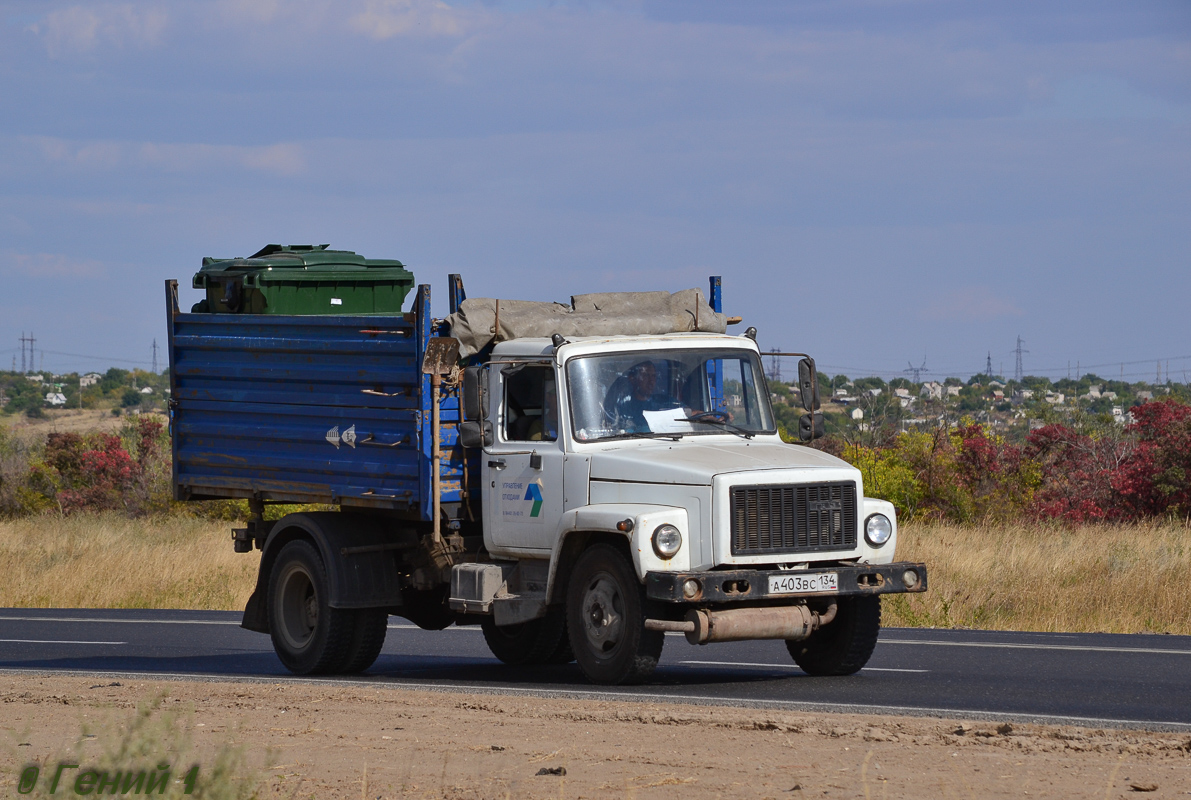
[524,482,543,517]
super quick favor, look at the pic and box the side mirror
[798,412,826,442]
[797,357,821,411]
[462,366,485,421]
[459,420,493,448]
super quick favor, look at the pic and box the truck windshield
[567,349,776,442]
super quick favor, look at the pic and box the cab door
[482,362,564,553]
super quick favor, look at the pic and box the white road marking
[0,616,239,625]
[679,659,926,673]
[881,639,1191,656]
[3,617,1187,657]
[0,639,125,645]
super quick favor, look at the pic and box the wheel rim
[277,562,318,651]
[580,571,624,654]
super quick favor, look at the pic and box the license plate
[768,572,838,595]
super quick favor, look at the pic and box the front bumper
[646,561,927,604]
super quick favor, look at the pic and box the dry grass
[2,514,1189,637]
[884,519,1191,635]
[0,513,257,609]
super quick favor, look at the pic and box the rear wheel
[481,607,567,666]
[340,609,388,674]
[786,596,881,676]
[566,544,663,685]
[267,540,355,675]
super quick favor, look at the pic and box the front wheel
[786,596,881,676]
[566,544,663,685]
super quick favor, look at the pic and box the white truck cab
[452,332,925,684]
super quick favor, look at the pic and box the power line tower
[152,339,159,374]
[985,351,993,377]
[767,348,782,383]
[904,358,928,383]
[1013,336,1027,382]
[19,332,35,374]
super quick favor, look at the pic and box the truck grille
[730,482,857,556]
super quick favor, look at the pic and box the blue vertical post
[707,276,724,411]
[416,284,434,521]
[448,274,466,315]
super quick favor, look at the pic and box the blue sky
[1,0,1188,381]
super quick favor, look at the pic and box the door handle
[488,459,506,469]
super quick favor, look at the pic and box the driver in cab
[604,360,679,432]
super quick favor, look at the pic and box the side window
[502,366,558,442]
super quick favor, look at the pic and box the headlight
[864,514,893,547]
[652,524,682,559]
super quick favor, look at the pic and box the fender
[241,511,410,633]
[545,503,690,604]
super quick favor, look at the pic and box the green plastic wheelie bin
[191,244,414,315]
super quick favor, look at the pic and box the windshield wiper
[625,431,686,441]
[679,414,756,439]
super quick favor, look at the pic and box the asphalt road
[2,609,1189,731]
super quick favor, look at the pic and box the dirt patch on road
[1,675,1189,798]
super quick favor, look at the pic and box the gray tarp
[448,288,726,357]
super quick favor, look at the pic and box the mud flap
[241,587,268,633]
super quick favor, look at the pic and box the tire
[566,544,663,685]
[481,606,567,666]
[786,596,881,676]
[267,540,356,675]
[340,609,388,674]
[545,617,575,665]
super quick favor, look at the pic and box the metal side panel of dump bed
[165,281,465,518]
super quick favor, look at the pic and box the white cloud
[1,252,107,279]
[34,4,168,57]
[921,286,1023,322]
[348,0,470,39]
[32,137,307,177]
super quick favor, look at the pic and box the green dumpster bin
[191,244,415,315]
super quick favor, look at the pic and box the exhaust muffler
[645,603,838,644]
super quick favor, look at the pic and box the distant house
[920,381,943,400]
[26,374,43,383]
[140,386,153,395]
[80,372,102,388]
[1137,391,1153,402]
[946,385,961,397]
[1044,392,1065,404]
[1103,391,1117,400]
[989,380,1006,389]
[893,388,911,398]
[867,388,883,397]
[850,408,864,420]
[991,390,1005,401]
[45,392,67,406]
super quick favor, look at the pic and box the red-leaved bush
[838,398,1191,524]
[39,416,169,515]
[1112,399,1191,519]
[45,432,138,513]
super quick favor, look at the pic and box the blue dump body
[165,282,469,520]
